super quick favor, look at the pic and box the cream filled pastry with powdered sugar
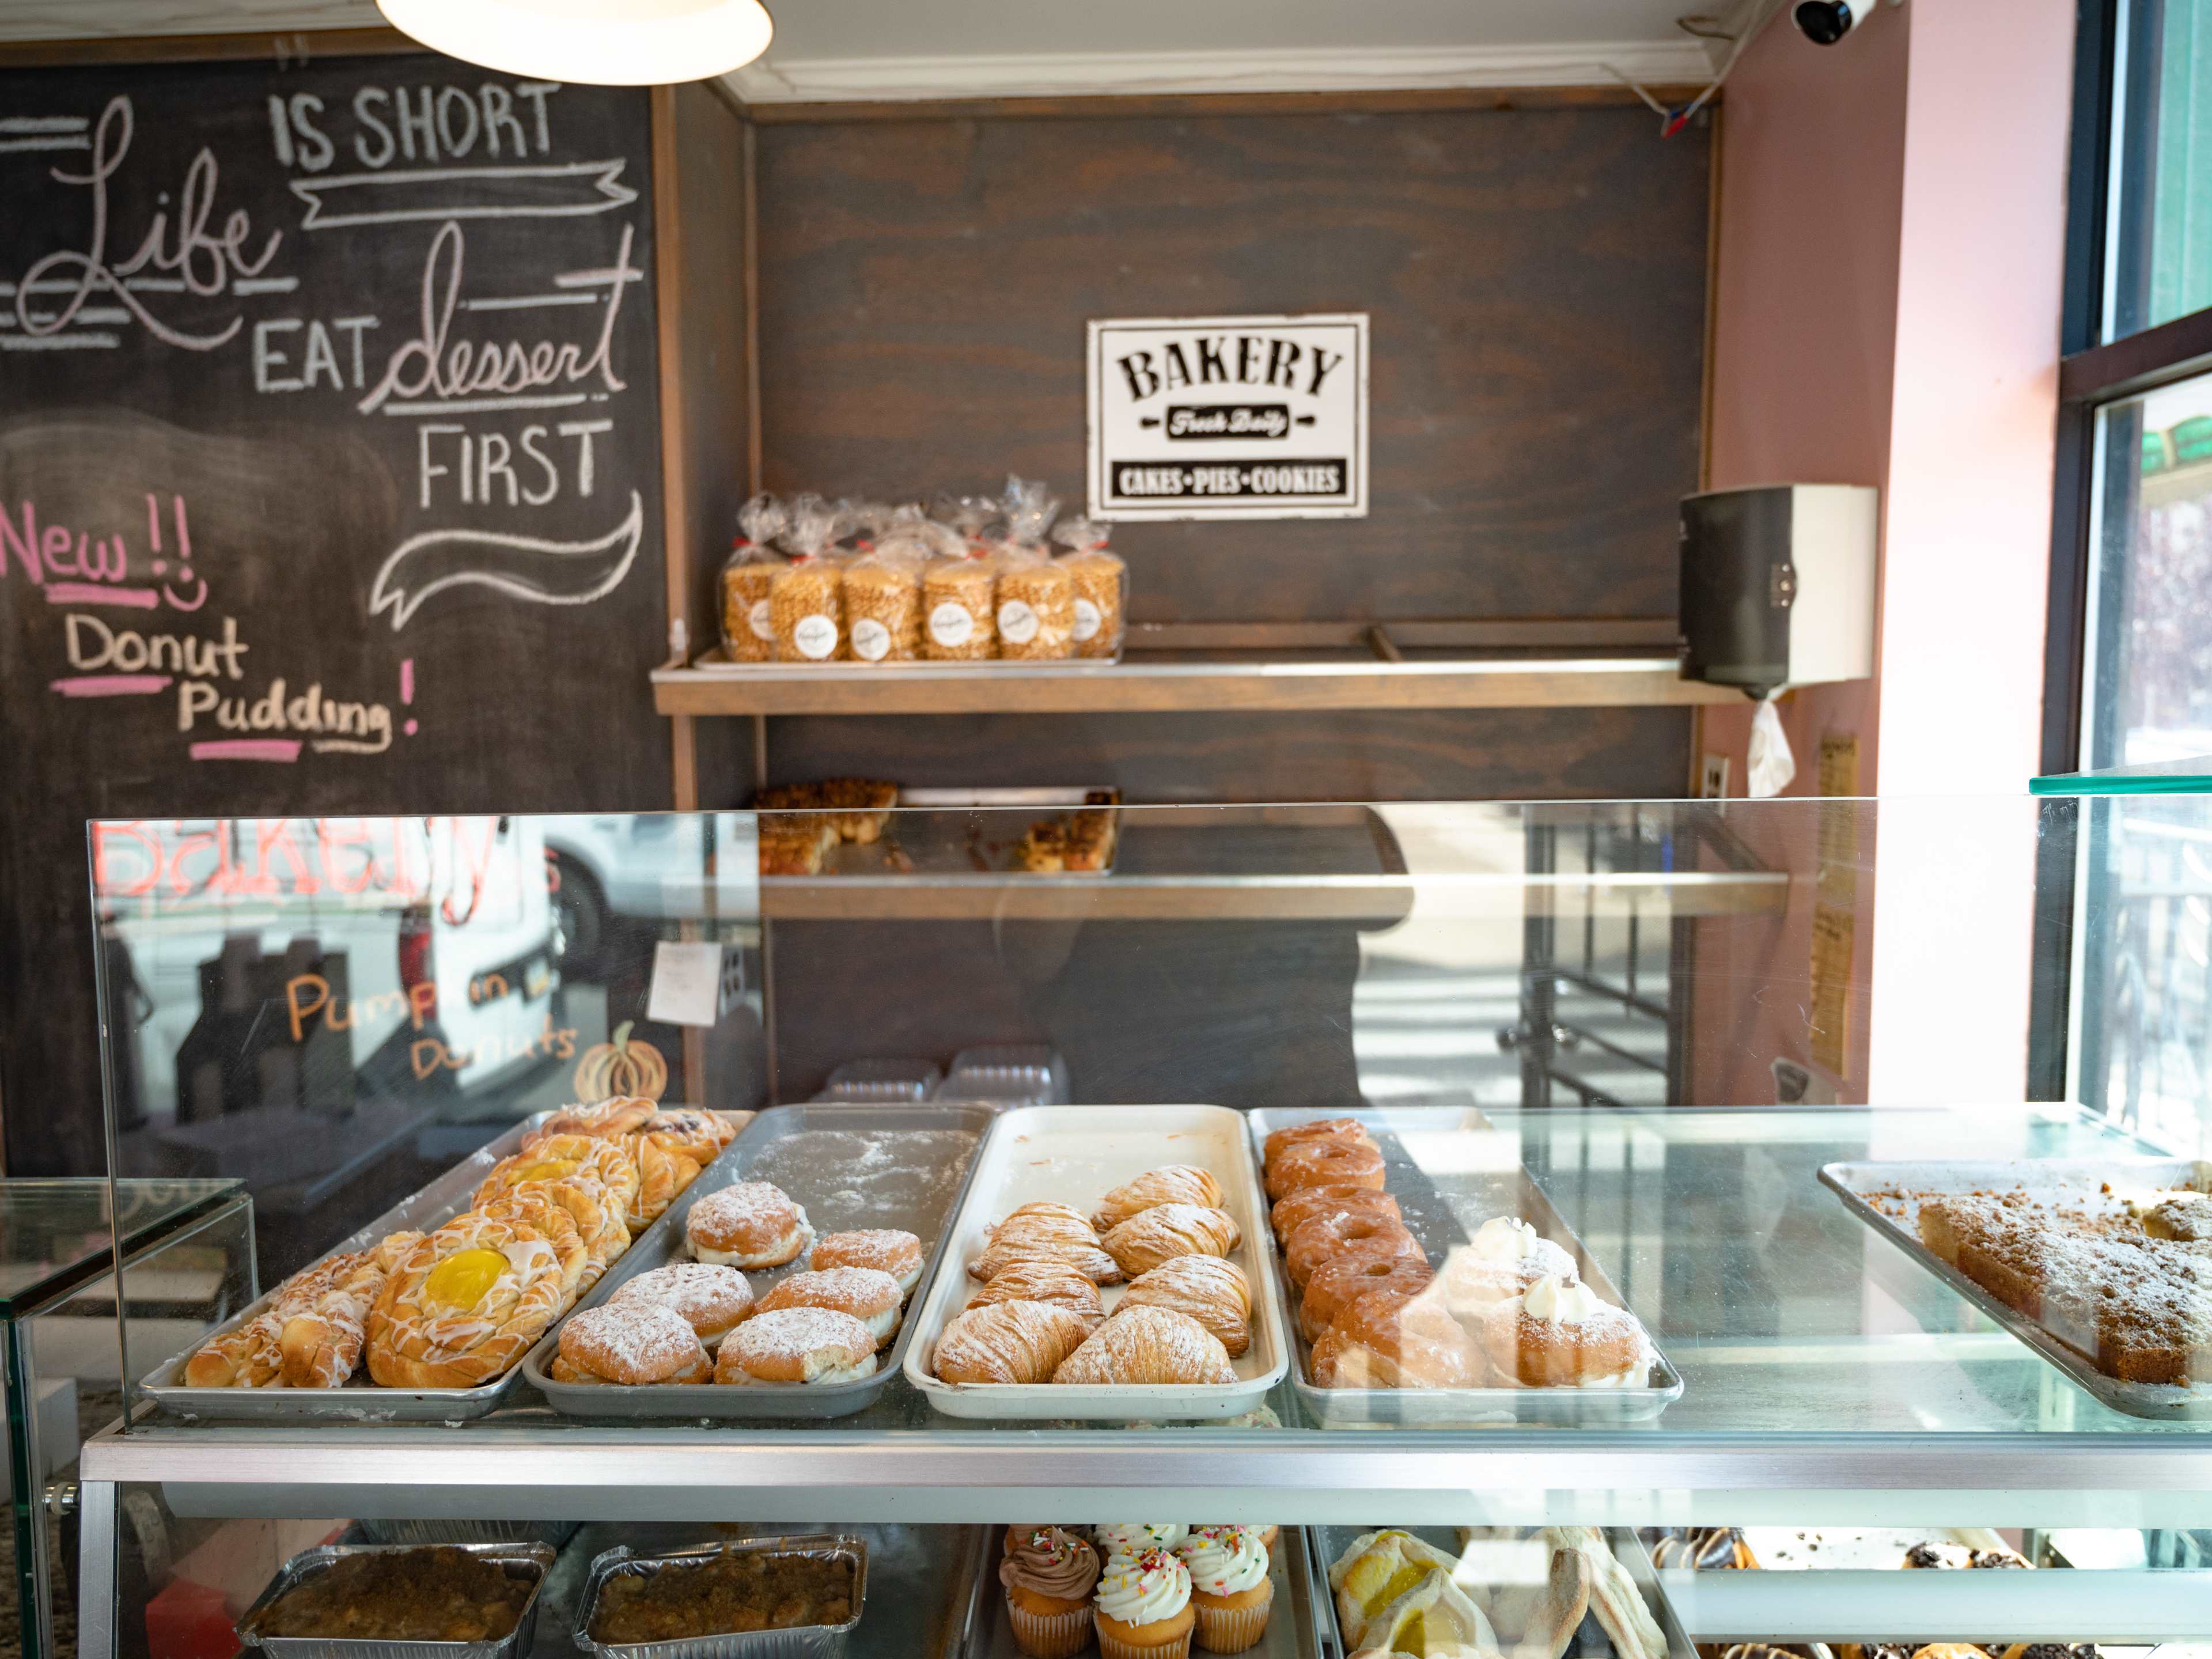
[1480,1272,1649,1389]
[686,1180,813,1268]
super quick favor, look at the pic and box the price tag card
[646,941,724,1028]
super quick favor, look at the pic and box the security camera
[1793,0,1895,43]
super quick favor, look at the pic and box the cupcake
[1094,1523,1188,1562]
[1001,1525,1101,1659]
[1176,1527,1274,1653]
[1094,1548,1196,1659]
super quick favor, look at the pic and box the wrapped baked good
[718,493,788,662]
[923,543,997,660]
[994,475,1074,660]
[1053,516,1127,659]
[770,493,846,662]
[843,509,949,664]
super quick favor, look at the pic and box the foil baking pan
[236,1541,554,1659]
[573,1535,868,1659]
[355,1519,581,1550]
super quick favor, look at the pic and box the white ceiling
[0,0,1725,101]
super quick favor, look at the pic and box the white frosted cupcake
[1176,1527,1274,1653]
[1094,1548,1195,1659]
[1094,1523,1188,1562]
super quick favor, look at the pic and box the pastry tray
[1819,1156,2212,1421]
[524,1102,994,1418]
[572,1535,867,1659]
[1306,1526,1693,1659]
[764,787,1121,880]
[687,645,1126,673]
[1248,1108,1685,1427]
[135,1110,743,1423]
[953,1526,1327,1658]
[235,1540,556,1659]
[903,1104,1294,1421]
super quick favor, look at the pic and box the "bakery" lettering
[1116,334,1343,402]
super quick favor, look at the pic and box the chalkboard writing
[0,50,671,1174]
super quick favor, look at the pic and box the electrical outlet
[1700,754,1730,799]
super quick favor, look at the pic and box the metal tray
[904,1104,1294,1421]
[237,1540,555,1659]
[1248,1108,1685,1427]
[357,1520,582,1551]
[1306,1526,1694,1659]
[1819,1156,2212,1420]
[524,1102,993,1418]
[765,788,1122,881]
[137,1109,735,1423]
[573,1535,867,1659]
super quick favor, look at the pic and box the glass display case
[59,795,2212,1659]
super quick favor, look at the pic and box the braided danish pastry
[1101,1203,1241,1278]
[1118,1254,1252,1357]
[183,1308,285,1388]
[475,1134,641,1230]
[932,1299,1095,1384]
[275,1249,393,1388]
[1052,1305,1237,1385]
[508,1177,627,1291]
[366,1215,567,1387]
[522,1097,657,1149]
[618,1131,702,1229]
[643,1108,735,1165]
[1090,1165,1225,1234]
[475,1190,592,1311]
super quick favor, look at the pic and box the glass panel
[2109,0,2212,337]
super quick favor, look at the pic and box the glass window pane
[2110,0,2212,337]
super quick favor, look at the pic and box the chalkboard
[0,51,671,1174]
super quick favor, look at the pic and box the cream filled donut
[755,1266,904,1350]
[810,1228,924,1294]
[686,1181,812,1268]
[714,1306,878,1385]
[609,1262,755,1349]
[1436,1218,1579,1316]
[1481,1273,1648,1388]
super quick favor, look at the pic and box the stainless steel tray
[525,1102,993,1418]
[956,1526,1325,1658]
[573,1535,866,1659]
[237,1540,555,1659]
[1248,1108,1685,1427]
[1819,1156,2212,1420]
[1306,1526,1693,1659]
[137,1109,728,1422]
[357,1520,582,1550]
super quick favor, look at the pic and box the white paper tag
[748,598,773,641]
[646,941,724,1028]
[998,599,1040,645]
[791,613,838,660]
[929,601,974,647]
[1073,597,1102,642]
[850,618,891,661]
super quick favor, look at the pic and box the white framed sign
[1087,313,1369,521]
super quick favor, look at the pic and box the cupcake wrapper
[1007,1600,1092,1659]
[1096,1622,1195,1659]
[1194,1584,1275,1654]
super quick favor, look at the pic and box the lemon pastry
[474,1191,592,1312]
[1116,1255,1252,1358]
[366,1215,567,1387]
[1100,1204,1241,1278]
[934,1300,1096,1383]
[1052,1306,1236,1385]
[475,1135,642,1233]
[1327,1532,1461,1648]
[1091,1166,1226,1234]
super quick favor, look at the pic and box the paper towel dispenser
[1678,484,1877,699]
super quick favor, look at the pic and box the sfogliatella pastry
[1092,1548,1195,1659]
[934,1300,1096,1384]
[609,1262,755,1349]
[1310,1286,1484,1389]
[1002,1526,1103,1659]
[1100,1203,1241,1278]
[1283,1209,1425,1289]
[971,1203,1122,1285]
[1482,1274,1649,1389]
[1435,1218,1580,1317]
[549,1301,713,1385]
[969,1260,1108,1327]
[1092,1166,1226,1234]
[756,1266,905,1350]
[1116,1255,1253,1358]
[1052,1306,1237,1386]
[1264,1138,1387,1202]
[366,1215,567,1387]
[1175,1527,1274,1653]
[714,1306,878,1385]
[811,1228,924,1294]
[687,1181,813,1268]
[1298,1256,1433,1344]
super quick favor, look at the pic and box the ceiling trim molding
[725,39,1716,106]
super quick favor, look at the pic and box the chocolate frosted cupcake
[1001,1525,1101,1659]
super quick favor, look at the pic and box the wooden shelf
[654,650,1741,717]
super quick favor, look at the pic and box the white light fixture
[378,0,772,86]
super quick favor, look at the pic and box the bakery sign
[1087,313,1369,521]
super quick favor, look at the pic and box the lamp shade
[377,0,772,86]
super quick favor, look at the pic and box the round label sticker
[929,602,975,647]
[1073,598,1103,642]
[998,599,1040,645]
[748,598,774,641]
[792,613,838,660]
[850,618,891,662]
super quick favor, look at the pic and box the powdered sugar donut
[687,1181,812,1268]
[714,1306,878,1385]
[609,1262,755,1348]
[756,1266,904,1350]
[550,1301,712,1385]
[810,1228,924,1295]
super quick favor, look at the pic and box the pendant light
[377,0,772,86]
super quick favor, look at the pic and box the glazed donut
[1101,1203,1242,1278]
[611,1262,755,1348]
[522,1097,657,1149]
[715,1306,878,1385]
[1283,1211,1427,1290]
[1480,1274,1648,1389]
[475,1191,592,1311]
[476,1135,641,1229]
[1271,1184,1402,1245]
[1265,1138,1387,1202]
[365,1215,567,1388]
[756,1266,905,1350]
[687,1181,813,1268]
[1300,1256,1434,1344]
[1310,1285,1483,1389]
[617,1131,702,1229]
[1262,1118,1374,1169]
[810,1229,924,1294]
[1091,1165,1226,1234]
[968,1260,1107,1326]
[550,1301,712,1385]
